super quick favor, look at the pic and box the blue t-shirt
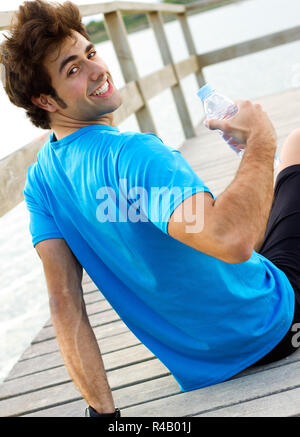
[24,124,294,391]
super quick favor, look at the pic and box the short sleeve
[118,133,216,234]
[24,164,63,247]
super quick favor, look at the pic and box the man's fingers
[205,117,247,145]
[205,118,229,132]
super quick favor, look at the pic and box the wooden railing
[1,0,300,216]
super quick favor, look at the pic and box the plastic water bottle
[197,84,280,168]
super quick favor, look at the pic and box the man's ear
[31,95,57,113]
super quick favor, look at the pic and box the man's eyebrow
[59,43,95,74]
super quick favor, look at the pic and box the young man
[1,0,300,417]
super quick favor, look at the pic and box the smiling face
[40,31,122,125]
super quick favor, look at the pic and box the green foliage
[123,13,146,27]
[85,20,105,35]
[85,13,150,44]
[86,14,147,38]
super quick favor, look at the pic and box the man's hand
[169,99,277,262]
[206,99,277,149]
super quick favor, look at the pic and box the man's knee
[277,129,300,173]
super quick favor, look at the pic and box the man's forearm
[213,133,276,256]
[49,290,115,414]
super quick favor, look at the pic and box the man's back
[24,124,294,391]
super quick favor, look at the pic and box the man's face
[44,31,122,122]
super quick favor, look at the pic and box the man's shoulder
[121,130,163,143]
[118,131,167,156]
[81,127,165,151]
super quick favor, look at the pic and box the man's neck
[51,113,115,141]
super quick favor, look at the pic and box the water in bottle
[197,84,280,168]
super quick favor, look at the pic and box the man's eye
[67,51,96,76]
[68,66,78,76]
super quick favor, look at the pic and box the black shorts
[252,164,300,366]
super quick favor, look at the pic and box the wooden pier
[1,0,300,417]
[1,87,300,417]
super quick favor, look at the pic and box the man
[1,0,300,418]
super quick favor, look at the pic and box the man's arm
[35,238,115,414]
[168,100,276,263]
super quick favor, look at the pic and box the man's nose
[88,61,106,82]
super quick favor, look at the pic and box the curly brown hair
[0,0,90,129]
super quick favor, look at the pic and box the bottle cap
[197,84,214,101]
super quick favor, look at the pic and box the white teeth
[91,81,109,96]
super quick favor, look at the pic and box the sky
[0,0,160,23]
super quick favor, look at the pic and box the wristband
[85,406,121,417]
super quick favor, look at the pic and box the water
[1,0,300,383]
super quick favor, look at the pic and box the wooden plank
[44,300,113,329]
[0,2,185,30]
[83,290,104,304]
[6,351,65,382]
[122,356,300,417]
[18,328,140,361]
[79,1,185,17]
[104,10,157,133]
[9,340,300,416]
[6,342,151,381]
[256,89,300,114]
[84,299,112,314]
[176,55,199,80]
[82,281,101,293]
[177,12,205,88]
[23,375,178,417]
[0,10,13,29]
[81,274,92,285]
[3,372,175,416]
[198,25,300,68]
[185,127,300,166]
[0,132,50,217]
[197,387,300,417]
[140,65,177,101]
[18,320,130,359]
[112,56,200,105]
[36,307,122,344]
[0,357,168,404]
[147,11,196,139]
[4,342,155,387]
[113,80,144,125]
[33,309,120,344]
[102,1,185,14]
[186,131,299,172]
[88,310,120,329]
[9,331,143,381]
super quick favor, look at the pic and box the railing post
[104,10,157,134]
[177,12,205,88]
[147,11,196,139]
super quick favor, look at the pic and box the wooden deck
[1,88,300,417]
